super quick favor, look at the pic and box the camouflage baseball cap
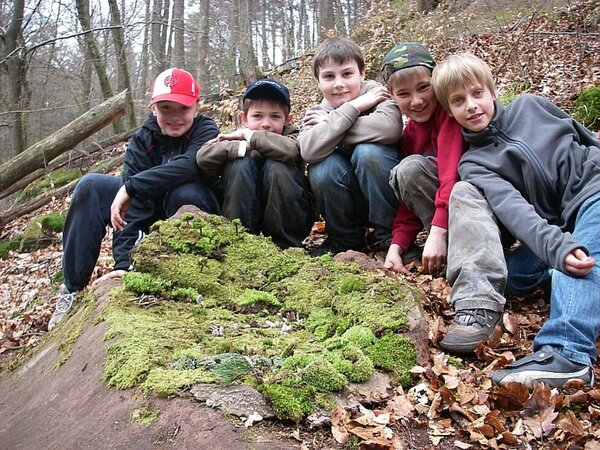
[381,42,436,83]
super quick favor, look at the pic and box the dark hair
[242,97,290,117]
[312,37,365,79]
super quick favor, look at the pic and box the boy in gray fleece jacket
[299,37,403,254]
[432,52,600,388]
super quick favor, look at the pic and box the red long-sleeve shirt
[391,106,465,251]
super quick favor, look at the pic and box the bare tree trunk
[108,0,137,129]
[196,0,210,94]
[317,0,335,41]
[172,0,185,68]
[239,0,259,84]
[4,0,27,156]
[138,0,151,98]
[260,0,270,68]
[75,0,124,134]
[151,0,166,74]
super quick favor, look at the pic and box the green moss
[339,274,366,294]
[18,168,82,204]
[340,325,377,350]
[368,333,417,387]
[261,384,314,422]
[92,211,422,420]
[132,404,160,426]
[123,272,172,295]
[301,360,347,392]
[232,289,282,310]
[142,367,217,397]
[0,238,21,259]
[170,287,200,302]
[573,86,600,130]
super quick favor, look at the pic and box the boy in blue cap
[197,78,314,248]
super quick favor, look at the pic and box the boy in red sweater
[381,42,464,274]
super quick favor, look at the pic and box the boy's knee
[393,155,428,188]
[450,181,480,203]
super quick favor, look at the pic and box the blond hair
[431,53,496,112]
[386,65,432,92]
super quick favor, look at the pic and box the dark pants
[62,173,221,292]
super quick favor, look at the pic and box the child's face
[151,101,198,137]
[317,59,364,109]
[242,100,289,135]
[390,72,437,123]
[447,83,496,132]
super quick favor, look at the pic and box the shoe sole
[439,324,502,354]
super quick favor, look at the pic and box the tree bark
[0,128,135,201]
[318,0,335,41]
[108,0,137,129]
[196,0,210,94]
[239,0,259,84]
[0,91,127,195]
[0,154,124,228]
[4,0,27,156]
[172,0,185,68]
[75,0,124,134]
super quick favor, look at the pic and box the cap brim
[150,93,198,107]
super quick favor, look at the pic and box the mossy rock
[573,86,600,131]
[2,213,67,256]
[98,209,422,422]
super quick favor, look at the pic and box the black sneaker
[439,308,502,354]
[491,345,594,388]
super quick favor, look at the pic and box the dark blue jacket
[113,113,219,269]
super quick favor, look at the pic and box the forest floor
[1,0,600,448]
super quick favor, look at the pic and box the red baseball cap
[150,68,200,107]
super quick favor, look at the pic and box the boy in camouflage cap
[380,42,464,275]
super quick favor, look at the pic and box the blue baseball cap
[243,78,291,109]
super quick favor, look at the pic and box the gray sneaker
[439,308,502,354]
[491,345,594,389]
[47,285,76,331]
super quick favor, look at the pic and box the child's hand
[422,226,447,274]
[303,109,328,126]
[215,129,253,142]
[110,186,131,231]
[349,86,391,113]
[564,248,595,276]
[383,243,410,274]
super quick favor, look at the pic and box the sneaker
[439,308,502,354]
[491,345,594,388]
[401,244,423,264]
[47,285,77,331]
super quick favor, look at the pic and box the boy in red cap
[197,78,314,248]
[48,68,220,330]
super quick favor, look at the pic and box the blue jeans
[221,156,315,248]
[62,173,221,292]
[533,192,600,366]
[307,143,400,248]
[505,244,551,296]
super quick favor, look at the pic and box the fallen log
[0,90,127,195]
[0,128,135,201]
[0,154,124,228]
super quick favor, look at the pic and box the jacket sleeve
[431,112,464,230]
[124,116,219,199]
[461,162,584,274]
[249,125,301,165]
[299,103,360,164]
[341,98,403,146]
[390,203,423,251]
[196,139,239,177]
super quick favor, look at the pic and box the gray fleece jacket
[459,94,600,274]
